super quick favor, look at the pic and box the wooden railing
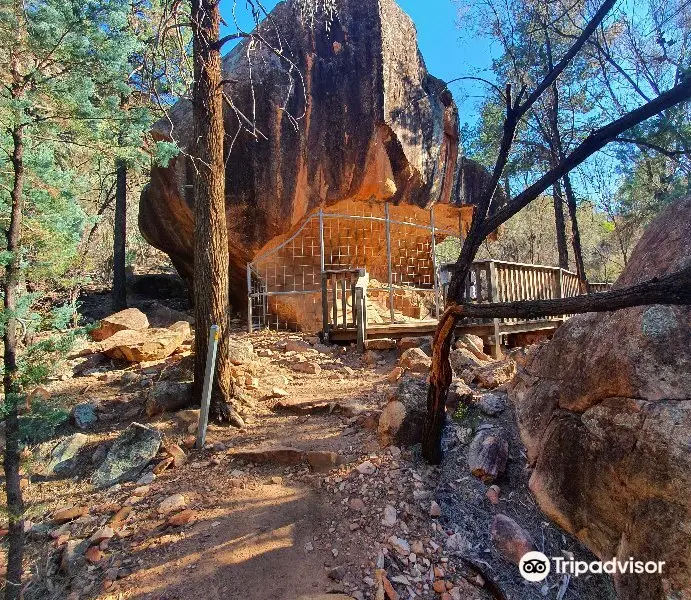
[322,268,368,351]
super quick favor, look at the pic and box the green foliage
[19,401,70,445]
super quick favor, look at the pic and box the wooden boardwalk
[322,260,610,356]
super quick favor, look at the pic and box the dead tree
[422,0,691,463]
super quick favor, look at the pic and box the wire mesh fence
[247,200,459,332]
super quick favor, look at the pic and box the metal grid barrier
[247,200,458,332]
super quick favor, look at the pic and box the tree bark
[422,265,690,463]
[112,159,128,311]
[3,122,26,600]
[562,172,590,292]
[190,0,240,425]
[553,180,569,269]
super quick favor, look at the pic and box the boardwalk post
[196,324,219,450]
[385,202,395,323]
[355,286,365,352]
[488,261,502,359]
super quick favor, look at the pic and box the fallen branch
[422,266,691,464]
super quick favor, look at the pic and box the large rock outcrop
[509,198,691,599]
[140,0,497,311]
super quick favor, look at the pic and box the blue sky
[218,0,496,127]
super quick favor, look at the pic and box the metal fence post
[385,202,395,323]
[246,265,252,334]
[319,208,325,273]
[430,206,440,320]
[196,324,220,450]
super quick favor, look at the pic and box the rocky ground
[1,302,617,600]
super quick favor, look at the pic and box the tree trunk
[553,180,569,269]
[562,172,590,292]
[112,159,127,311]
[3,123,26,600]
[190,0,240,425]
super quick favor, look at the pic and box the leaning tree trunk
[562,172,590,293]
[112,158,128,311]
[190,0,239,424]
[553,179,569,269]
[3,122,26,600]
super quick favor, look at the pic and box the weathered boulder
[46,434,88,475]
[490,514,535,565]
[468,428,509,482]
[139,0,502,315]
[378,377,427,447]
[92,423,162,488]
[100,328,184,363]
[398,347,431,373]
[145,381,193,417]
[91,308,149,342]
[509,198,691,599]
[72,403,98,430]
[471,359,515,389]
[449,347,487,374]
[227,340,255,365]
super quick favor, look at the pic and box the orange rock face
[140,0,500,320]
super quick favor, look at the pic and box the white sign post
[196,324,220,449]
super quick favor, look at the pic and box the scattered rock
[378,377,427,447]
[365,338,397,351]
[291,361,321,375]
[398,348,431,373]
[183,435,196,450]
[92,423,162,488]
[61,539,90,574]
[455,334,484,356]
[388,535,410,556]
[327,565,347,581]
[447,381,473,414]
[52,506,88,525]
[46,434,88,476]
[168,320,192,337]
[227,340,255,365]
[429,501,442,517]
[490,514,536,565]
[398,336,433,353]
[486,485,501,505]
[382,505,397,527]
[476,393,505,416]
[164,443,187,468]
[101,328,184,362]
[468,429,509,482]
[386,366,405,383]
[349,498,366,512]
[306,451,340,473]
[270,387,289,398]
[473,359,516,389]
[356,460,377,475]
[89,527,114,545]
[167,509,196,527]
[449,347,486,374]
[91,308,149,342]
[145,381,193,417]
[72,403,98,430]
[158,493,187,514]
